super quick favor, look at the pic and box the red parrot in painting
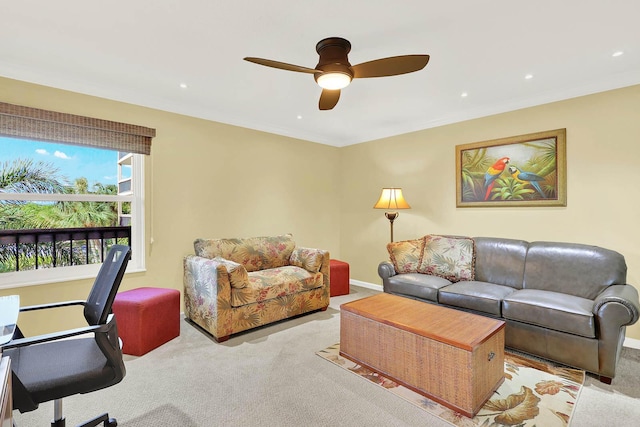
[484,157,510,200]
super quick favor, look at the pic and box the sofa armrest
[289,247,330,295]
[592,284,639,380]
[378,261,397,279]
[290,247,327,274]
[593,284,640,326]
[183,255,233,338]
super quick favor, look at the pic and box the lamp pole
[385,212,399,242]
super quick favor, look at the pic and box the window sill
[0,264,145,290]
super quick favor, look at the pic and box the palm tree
[0,159,121,271]
[0,158,69,271]
[56,177,118,228]
[0,158,68,194]
[52,178,120,264]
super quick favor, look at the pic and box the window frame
[0,153,145,289]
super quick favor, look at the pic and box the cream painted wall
[0,77,342,335]
[2,77,639,340]
[339,84,640,339]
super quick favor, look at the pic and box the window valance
[0,102,155,155]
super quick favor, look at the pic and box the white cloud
[54,150,71,159]
[35,148,49,155]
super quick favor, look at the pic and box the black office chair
[3,244,131,427]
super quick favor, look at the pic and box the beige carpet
[10,286,640,427]
[317,343,584,427]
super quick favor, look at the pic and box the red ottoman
[112,287,180,356]
[329,259,350,297]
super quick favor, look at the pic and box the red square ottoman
[329,259,350,297]
[112,287,180,356]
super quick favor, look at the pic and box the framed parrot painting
[456,128,567,207]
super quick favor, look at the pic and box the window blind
[0,102,155,155]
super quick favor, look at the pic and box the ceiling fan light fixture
[316,72,352,90]
[245,37,430,109]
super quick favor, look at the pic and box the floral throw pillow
[387,238,425,274]
[418,235,475,282]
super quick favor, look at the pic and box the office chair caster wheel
[105,419,117,427]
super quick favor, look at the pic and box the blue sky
[0,136,119,187]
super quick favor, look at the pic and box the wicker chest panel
[340,294,505,417]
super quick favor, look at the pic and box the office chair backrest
[84,245,131,326]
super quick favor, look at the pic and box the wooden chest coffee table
[340,293,505,417]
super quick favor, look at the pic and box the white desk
[0,356,11,427]
[0,295,17,427]
[0,295,19,346]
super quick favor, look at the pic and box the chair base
[50,414,117,427]
[49,415,117,427]
[78,413,117,427]
[50,398,117,427]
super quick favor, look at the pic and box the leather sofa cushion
[502,289,595,338]
[473,237,527,288]
[385,273,451,302]
[523,241,627,299]
[438,281,515,316]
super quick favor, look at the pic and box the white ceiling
[1,1,639,147]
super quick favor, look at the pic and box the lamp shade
[373,188,411,210]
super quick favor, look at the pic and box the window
[0,102,154,289]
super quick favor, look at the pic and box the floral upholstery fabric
[212,257,249,289]
[193,234,296,272]
[418,234,475,282]
[387,238,425,273]
[231,266,323,307]
[289,247,324,273]
[183,236,330,341]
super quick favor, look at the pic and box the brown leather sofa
[378,236,640,383]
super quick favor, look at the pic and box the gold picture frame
[456,129,566,207]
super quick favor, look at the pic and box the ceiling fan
[244,37,430,110]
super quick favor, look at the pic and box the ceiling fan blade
[351,55,430,78]
[319,89,341,110]
[243,57,317,74]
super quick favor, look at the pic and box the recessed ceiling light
[179,83,188,89]
[461,92,468,98]
[612,51,624,57]
[296,115,302,120]
[525,74,533,80]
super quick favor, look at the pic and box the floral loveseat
[184,234,330,342]
[378,234,640,383]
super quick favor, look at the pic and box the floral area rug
[317,343,584,427]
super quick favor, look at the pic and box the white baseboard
[349,280,640,350]
[350,279,382,291]
[624,337,640,349]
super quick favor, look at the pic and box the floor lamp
[373,188,411,242]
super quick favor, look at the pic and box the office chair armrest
[19,300,87,312]
[1,322,108,350]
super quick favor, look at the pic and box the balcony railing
[0,226,131,272]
